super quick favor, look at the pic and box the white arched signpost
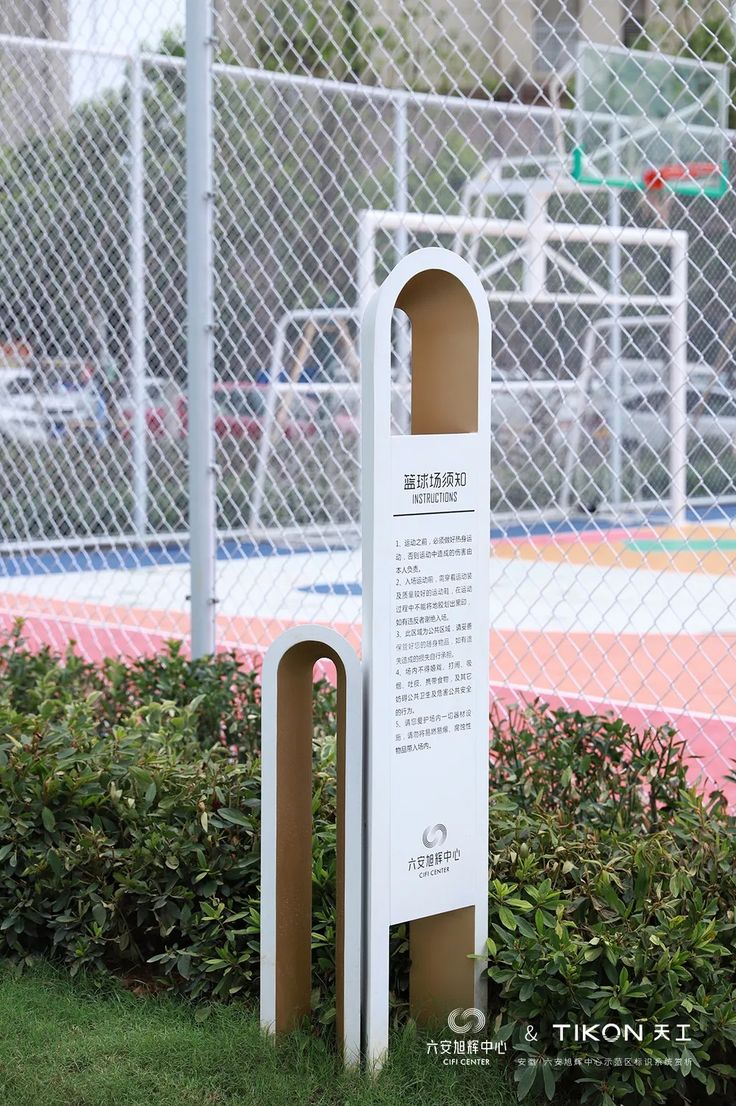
[261,247,491,1070]
[362,247,491,1066]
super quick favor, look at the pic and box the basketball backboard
[571,44,729,198]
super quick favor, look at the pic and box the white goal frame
[247,209,688,539]
[358,208,689,526]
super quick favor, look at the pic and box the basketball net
[641,186,674,226]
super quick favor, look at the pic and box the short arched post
[260,625,362,1066]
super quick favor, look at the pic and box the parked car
[0,368,33,395]
[31,360,101,434]
[43,385,100,434]
[120,380,323,443]
[0,366,105,441]
[556,379,736,454]
[118,376,186,440]
[0,371,48,443]
[618,385,736,451]
[211,383,319,441]
[0,384,48,444]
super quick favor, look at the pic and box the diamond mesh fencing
[0,1,735,789]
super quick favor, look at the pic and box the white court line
[0,605,177,634]
[491,679,736,724]
[0,596,273,657]
[4,597,733,725]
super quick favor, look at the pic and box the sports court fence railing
[0,6,736,791]
[1,37,733,542]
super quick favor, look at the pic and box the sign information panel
[362,247,491,1063]
[388,432,486,923]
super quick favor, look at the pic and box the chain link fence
[0,0,735,787]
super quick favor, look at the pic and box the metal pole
[394,97,409,262]
[249,317,287,530]
[559,323,596,514]
[358,211,378,321]
[186,0,216,657]
[670,235,689,527]
[394,97,410,431]
[523,185,547,299]
[609,187,623,516]
[608,112,624,516]
[130,51,147,540]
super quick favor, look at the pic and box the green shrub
[0,624,256,752]
[486,797,736,1104]
[96,641,263,752]
[486,703,736,1105]
[0,627,343,1011]
[0,692,264,999]
[0,629,735,1105]
[0,627,99,715]
[0,622,339,758]
[488,699,727,828]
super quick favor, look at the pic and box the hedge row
[0,624,735,1105]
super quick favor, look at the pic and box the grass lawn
[0,962,544,1106]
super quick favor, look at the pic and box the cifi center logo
[422,823,447,848]
[408,823,462,875]
[424,1009,508,1064]
[447,1007,485,1034]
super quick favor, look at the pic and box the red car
[121,380,325,443]
[119,377,186,440]
[211,382,319,441]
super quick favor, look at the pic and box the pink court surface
[2,516,735,799]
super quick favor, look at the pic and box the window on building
[622,0,648,47]
[533,0,582,75]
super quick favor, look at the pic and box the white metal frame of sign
[362,247,491,1067]
[260,248,491,1070]
[260,624,363,1066]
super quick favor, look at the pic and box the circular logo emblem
[422,823,447,849]
[448,1007,486,1034]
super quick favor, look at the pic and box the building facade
[214,1,643,92]
[0,0,70,145]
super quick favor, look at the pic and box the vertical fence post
[394,95,410,431]
[186,0,217,657]
[670,232,689,528]
[130,49,147,541]
[609,187,624,515]
[523,184,547,299]
[249,315,288,531]
[393,95,409,262]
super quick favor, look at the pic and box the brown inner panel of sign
[409,906,477,1023]
[396,268,480,1020]
[396,268,479,435]
[275,644,345,1037]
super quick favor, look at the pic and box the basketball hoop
[642,161,719,190]
[641,161,719,224]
